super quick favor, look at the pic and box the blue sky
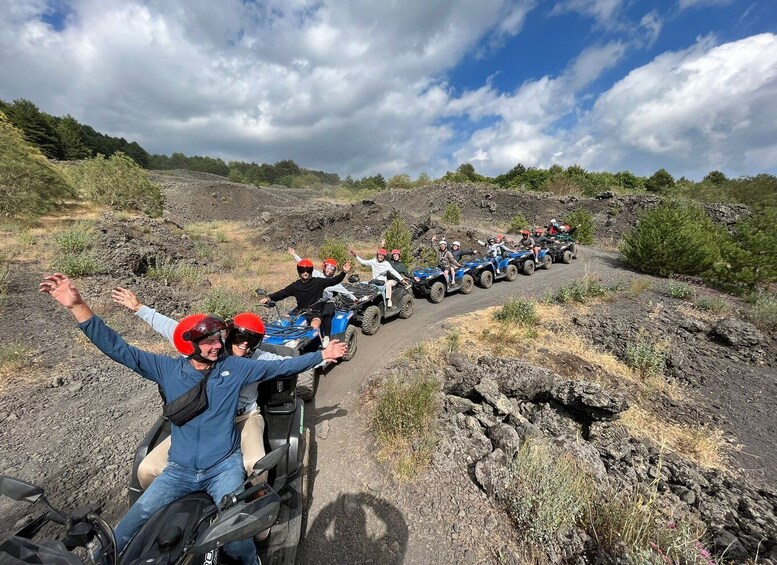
[1,0,776,180]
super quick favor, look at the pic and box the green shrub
[564,209,596,245]
[51,253,102,277]
[318,238,350,267]
[201,288,247,319]
[147,259,204,287]
[419,246,439,268]
[624,337,665,378]
[554,277,611,303]
[505,440,594,545]
[715,205,777,292]
[746,292,777,330]
[664,281,694,299]
[619,200,723,278]
[54,223,95,254]
[508,213,529,234]
[441,203,462,225]
[0,113,75,217]
[445,329,461,353]
[382,216,412,263]
[65,152,164,216]
[693,297,730,314]
[494,297,538,325]
[0,341,27,368]
[371,372,439,478]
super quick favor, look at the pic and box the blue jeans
[116,451,256,564]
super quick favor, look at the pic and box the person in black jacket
[259,258,351,346]
[451,241,477,262]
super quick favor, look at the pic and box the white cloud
[550,0,624,26]
[639,11,662,46]
[575,33,777,177]
[679,0,735,10]
[0,0,531,176]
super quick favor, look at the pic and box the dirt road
[301,247,627,564]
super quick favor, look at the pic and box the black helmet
[487,236,496,244]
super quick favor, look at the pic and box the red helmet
[520,229,530,236]
[496,234,505,242]
[297,258,314,275]
[174,314,227,357]
[534,227,544,235]
[390,249,400,256]
[376,248,387,256]
[227,312,265,355]
[322,258,338,268]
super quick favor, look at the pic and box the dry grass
[620,407,727,470]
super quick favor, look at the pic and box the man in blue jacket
[40,273,347,564]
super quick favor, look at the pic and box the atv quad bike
[411,264,474,303]
[255,292,358,402]
[340,276,414,335]
[464,251,531,289]
[128,359,309,564]
[1,444,293,565]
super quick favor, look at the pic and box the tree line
[0,98,151,167]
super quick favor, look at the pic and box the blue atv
[341,275,414,335]
[412,264,474,303]
[465,254,523,289]
[255,291,358,401]
[507,248,553,272]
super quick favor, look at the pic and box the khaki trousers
[137,410,267,489]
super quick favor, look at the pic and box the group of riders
[38,217,573,564]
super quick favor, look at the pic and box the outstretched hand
[39,273,93,322]
[322,339,347,363]
[112,287,142,312]
[287,247,296,257]
[342,261,352,273]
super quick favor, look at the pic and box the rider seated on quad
[41,273,347,565]
[287,248,358,303]
[518,230,540,263]
[111,288,285,490]
[476,236,513,273]
[349,247,410,308]
[533,227,553,247]
[431,234,461,287]
[259,258,351,347]
[451,240,477,262]
[379,239,410,279]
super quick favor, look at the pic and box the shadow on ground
[302,492,408,564]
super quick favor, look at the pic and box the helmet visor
[297,266,314,275]
[231,329,263,349]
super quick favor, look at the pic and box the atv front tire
[504,264,518,281]
[478,270,493,289]
[522,260,535,275]
[429,281,445,303]
[542,255,552,270]
[399,294,414,319]
[460,274,474,294]
[296,368,319,402]
[562,250,572,264]
[342,325,358,361]
[361,305,382,335]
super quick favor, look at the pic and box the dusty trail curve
[301,247,626,564]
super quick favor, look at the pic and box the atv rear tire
[296,368,319,402]
[478,270,494,289]
[460,274,474,294]
[429,281,445,303]
[542,255,552,270]
[361,305,382,335]
[504,264,518,281]
[522,260,535,275]
[398,294,414,319]
[562,250,572,264]
[342,325,358,361]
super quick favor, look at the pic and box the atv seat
[368,279,385,286]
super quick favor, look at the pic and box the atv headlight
[284,339,300,349]
[414,276,420,282]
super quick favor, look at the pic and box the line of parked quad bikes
[0,225,579,565]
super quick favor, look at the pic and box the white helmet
[550,218,557,224]
[439,240,447,248]
[452,241,461,247]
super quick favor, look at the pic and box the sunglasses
[297,266,314,274]
[231,330,263,349]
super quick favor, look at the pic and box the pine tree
[56,114,91,160]
[5,98,64,160]
[0,112,74,217]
